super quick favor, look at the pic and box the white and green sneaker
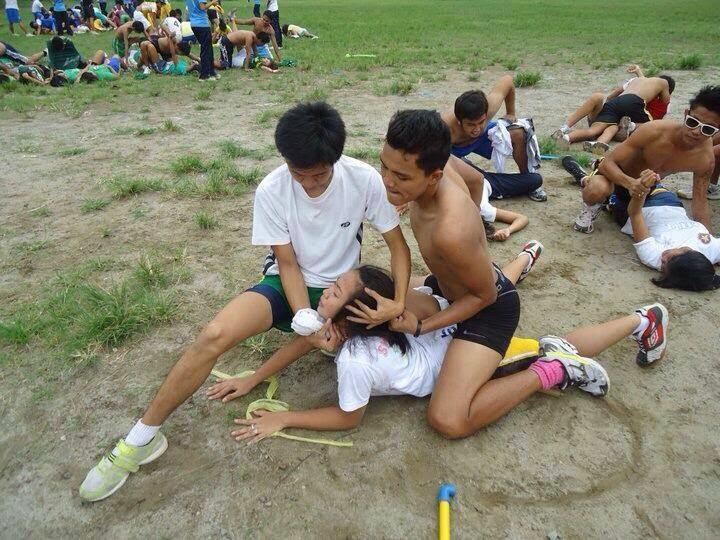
[79,433,168,502]
[537,351,610,397]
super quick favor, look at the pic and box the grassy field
[1,0,719,117]
[2,1,720,536]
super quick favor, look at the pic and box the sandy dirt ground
[1,66,720,539]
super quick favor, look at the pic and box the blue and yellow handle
[437,482,456,540]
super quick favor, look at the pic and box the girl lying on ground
[206,248,668,443]
[624,173,720,291]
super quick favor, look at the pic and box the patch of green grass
[170,155,208,175]
[195,88,212,100]
[256,108,284,125]
[14,239,49,254]
[503,59,519,70]
[235,166,264,185]
[304,87,328,101]
[30,207,51,217]
[570,153,593,168]
[219,139,255,159]
[17,140,41,153]
[345,147,377,160]
[643,65,660,77]
[677,53,701,70]
[81,199,111,213]
[199,173,232,198]
[130,206,148,219]
[390,80,414,95]
[539,136,559,155]
[162,119,181,132]
[106,176,167,198]
[513,71,542,87]
[467,74,480,82]
[195,104,211,111]
[134,126,157,136]
[58,147,88,157]
[0,255,181,357]
[193,211,219,230]
[101,227,113,238]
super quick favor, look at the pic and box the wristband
[413,320,423,338]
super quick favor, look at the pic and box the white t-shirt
[479,179,497,222]
[252,155,400,287]
[6,0,19,10]
[267,0,278,11]
[163,16,182,42]
[621,206,720,270]
[133,9,150,29]
[336,296,455,412]
[31,0,43,13]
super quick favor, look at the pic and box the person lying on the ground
[234,10,280,60]
[1,40,46,64]
[552,64,674,150]
[441,77,547,202]
[678,131,720,201]
[553,70,675,156]
[476,172,529,241]
[112,19,149,61]
[573,85,720,234]
[78,101,413,502]
[622,179,720,291]
[216,262,668,441]
[215,28,268,70]
[0,61,51,83]
[31,8,56,33]
[281,23,317,39]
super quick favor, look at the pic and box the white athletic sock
[124,420,161,447]
[632,314,650,337]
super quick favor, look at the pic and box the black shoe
[561,155,587,185]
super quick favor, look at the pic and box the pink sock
[529,360,565,390]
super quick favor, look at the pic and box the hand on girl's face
[206,376,256,402]
[345,287,404,329]
[306,319,344,352]
[231,409,283,444]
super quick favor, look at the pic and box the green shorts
[247,274,325,333]
[111,36,125,57]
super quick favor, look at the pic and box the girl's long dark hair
[333,265,411,355]
[652,250,720,291]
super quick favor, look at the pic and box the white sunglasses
[684,114,719,137]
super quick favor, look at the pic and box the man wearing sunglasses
[573,85,720,234]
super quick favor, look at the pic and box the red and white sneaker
[518,240,543,282]
[633,303,669,366]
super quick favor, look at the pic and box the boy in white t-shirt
[79,102,412,502]
[625,182,720,291]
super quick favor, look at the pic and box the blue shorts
[451,120,497,159]
[106,55,120,73]
[5,8,20,23]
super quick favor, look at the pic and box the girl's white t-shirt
[335,296,456,412]
[621,206,720,270]
[251,155,399,287]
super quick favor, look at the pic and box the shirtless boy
[216,28,269,70]
[554,69,674,155]
[366,110,604,439]
[112,19,149,61]
[235,10,280,60]
[573,85,720,234]
[442,75,546,202]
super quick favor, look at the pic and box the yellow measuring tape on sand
[211,369,354,448]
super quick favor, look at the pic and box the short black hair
[256,31,270,44]
[275,102,346,168]
[652,250,720,291]
[50,73,68,87]
[262,9,273,18]
[131,20,144,32]
[50,36,65,51]
[177,41,191,55]
[454,90,489,121]
[385,109,451,175]
[689,85,720,116]
[79,70,98,83]
[659,75,675,94]
[281,24,288,35]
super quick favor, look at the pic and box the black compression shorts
[594,94,652,125]
[424,265,520,356]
